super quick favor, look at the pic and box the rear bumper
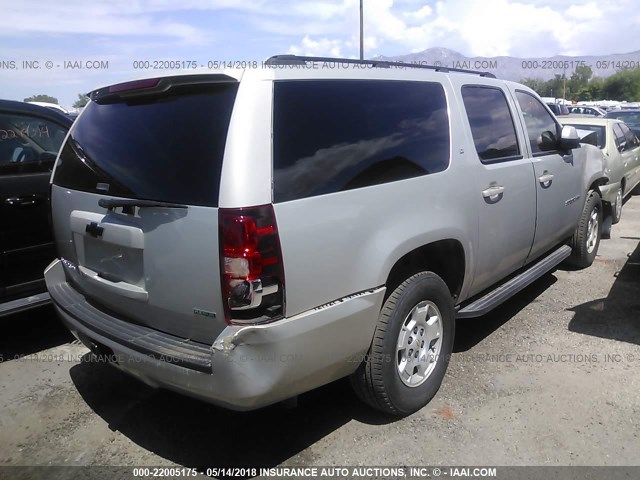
[600,180,621,205]
[45,259,385,410]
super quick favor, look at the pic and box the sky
[1,0,640,108]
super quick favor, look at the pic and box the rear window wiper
[98,198,188,211]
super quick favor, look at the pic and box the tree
[23,94,58,104]
[522,78,547,95]
[73,93,89,109]
[581,77,604,101]
[569,65,592,100]
[602,68,640,101]
[570,65,592,90]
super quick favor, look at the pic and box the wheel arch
[384,239,466,303]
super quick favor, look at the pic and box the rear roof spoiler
[90,74,238,104]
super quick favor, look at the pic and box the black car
[0,100,72,315]
[546,103,570,116]
[605,109,640,138]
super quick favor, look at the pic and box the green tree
[570,65,592,89]
[72,93,89,109]
[586,77,605,101]
[568,65,592,100]
[522,78,547,95]
[602,68,640,101]
[23,94,58,104]
[547,74,566,99]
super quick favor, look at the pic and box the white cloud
[7,0,640,59]
[402,4,433,21]
[288,35,345,57]
[0,3,211,45]
[284,0,640,58]
[565,2,602,20]
[3,0,640,108]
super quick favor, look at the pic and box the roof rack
[264,54,496,78]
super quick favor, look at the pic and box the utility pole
[360,0,364,60]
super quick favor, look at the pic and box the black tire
[611,186,623,225]
[350,272,455,416]
[567,190,602,268]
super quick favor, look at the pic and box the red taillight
[219,204,285,325]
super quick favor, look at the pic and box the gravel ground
[1,197,639,476]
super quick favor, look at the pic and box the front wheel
[350,272,455,416]
[566,190,602,268]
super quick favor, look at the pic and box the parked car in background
[25,101,78,122]
[605,110,640,138]
[45,57,606,415]
[0,100,72,316]
[563,117,640,224]
[568,106,606,117]
[547,103,570,116]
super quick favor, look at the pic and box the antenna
[359,0,364,60]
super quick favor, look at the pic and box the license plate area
[82,236,145,288]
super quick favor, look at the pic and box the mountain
[376,47,640,81]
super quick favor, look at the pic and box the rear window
[565,124,606,149]
[273,80,450,203]
[606,111,640,125]
[53,82,238,207]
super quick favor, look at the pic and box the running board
[0,292,51,317]
[457,245,571,319]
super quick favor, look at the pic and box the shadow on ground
[66,270,563,473]
[568,240,640,345]
[70,358,394,472]
[454,273,557,352]
[0,305,73,362]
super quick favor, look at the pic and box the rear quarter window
[272,80,450,203]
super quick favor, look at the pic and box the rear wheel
[567,190,602,268]
[611,186,623,225]
[350,272,455,415]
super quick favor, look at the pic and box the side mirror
[559,125,580,150]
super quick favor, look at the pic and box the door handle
[3,195,45,207]
[538,173,554,186]
[482,185,505,198]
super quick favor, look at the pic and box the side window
[0,113,67,175]
[619,123,639,149]
[515,91,561,155]
[461,86,520,163]
[612,123,627,152]
[272,80,450,202]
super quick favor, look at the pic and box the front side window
[0,113,68,175]
[461,86,520,163]
[516,91,561,155]
[272,80,450,202]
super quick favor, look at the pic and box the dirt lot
[1,197,639,475]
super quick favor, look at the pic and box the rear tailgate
[50,75,239,343]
